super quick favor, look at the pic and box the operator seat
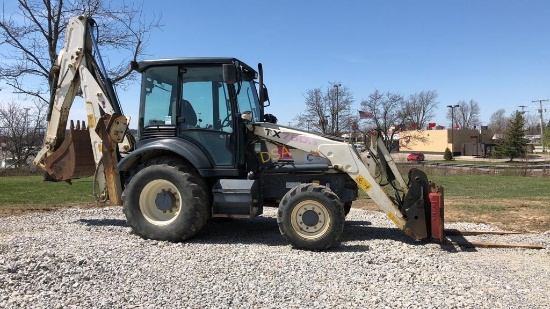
[180,99,197,128]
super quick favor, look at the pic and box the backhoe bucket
[44,120,95,181]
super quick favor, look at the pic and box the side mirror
[261,86,270,107]
[257,62,269,107]
[223,64,237,84]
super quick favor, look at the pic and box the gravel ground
[0,207,549,309]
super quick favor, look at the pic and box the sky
[1,0,550,129]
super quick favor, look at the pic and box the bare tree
[294,83,354,136]
[0,101,47,166]
[489,108,508,136]
[402,90,438,129]
[447,99,480,129]
[360,90,405,150]
[0,0,160,106]
[523,113,540,135]
[295,88,328,133]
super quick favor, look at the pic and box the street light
[333,83,341,135]
[447,104,459,158]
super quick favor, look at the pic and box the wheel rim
[139,179,181,226]
[290,200,331,239]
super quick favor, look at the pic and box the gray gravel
[1,207,549,309]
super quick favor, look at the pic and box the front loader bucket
[44,120,95,181]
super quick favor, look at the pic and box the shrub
[444,147,453,161]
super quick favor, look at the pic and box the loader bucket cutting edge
[43,120,95,181]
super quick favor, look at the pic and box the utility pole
[532,99,549,152]
[323,115,330,135]
[306,119,312,131]
[518,105,529,114]
[333,83,341,136]
[24,107,30,132]
[447,104,459,157]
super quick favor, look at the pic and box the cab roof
[134,57,257,74]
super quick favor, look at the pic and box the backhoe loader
[34,15,442,251]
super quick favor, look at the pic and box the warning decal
[355,174,372,192]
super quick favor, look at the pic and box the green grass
[358,173,550,202]
[0,176,95,207]
[428,174,550,200]
[452,204,508,212]
[2,174,550,214]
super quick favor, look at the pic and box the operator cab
[134,58,264,173]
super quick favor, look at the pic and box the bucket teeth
[69,120,89,131]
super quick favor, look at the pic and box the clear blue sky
[2,0,550,129]
[137,0,550,128]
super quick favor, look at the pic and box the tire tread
[122,156,209,241]
[277,183,344,251]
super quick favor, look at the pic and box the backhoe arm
[33,15,129,205]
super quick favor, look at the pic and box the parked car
[1,158,15,169]
[407,152,425,162]
[353,144,366,152]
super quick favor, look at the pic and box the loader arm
[252,122,432,240]
[33,15,129,205]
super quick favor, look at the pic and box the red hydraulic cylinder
[429,185,445,242]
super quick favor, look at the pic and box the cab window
[236,81,261,122]
[140,66,178,128]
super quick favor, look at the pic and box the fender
[117,138,212,175]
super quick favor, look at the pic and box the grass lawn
[2,174,549,208]
[1,174,549,231]
[428,174,550,200]
[355,173,550,231]
[358,174,550,199]
[0,176,95,208]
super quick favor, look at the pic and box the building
[399,128,495,156]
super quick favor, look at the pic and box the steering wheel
[221,114,232,128]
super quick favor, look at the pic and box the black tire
[122,157,210,241]
[277,183,345,251]
[343,201,352,217]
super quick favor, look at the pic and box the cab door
[177,66,240,174]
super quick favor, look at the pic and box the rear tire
[122,157,209,241]
[277,183,344,251]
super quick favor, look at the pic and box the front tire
[343,201,352,217]
[277,183,345,251]
[122,158,209,241]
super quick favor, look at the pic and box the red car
[407,152,425,162]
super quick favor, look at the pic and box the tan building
[399,128,495,155]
